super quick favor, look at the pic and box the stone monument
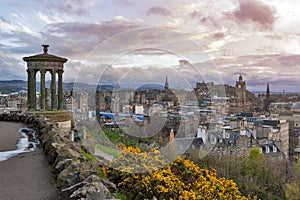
[23,45,67,111]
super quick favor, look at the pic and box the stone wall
[0,113,117,200]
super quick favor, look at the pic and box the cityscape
[1,67,299,162]
[1,0,300,199]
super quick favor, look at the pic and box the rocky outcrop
[0,113,117,200]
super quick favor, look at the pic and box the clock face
[238,85,241,88]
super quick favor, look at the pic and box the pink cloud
[213,32,225,39]
[231,0,276,30]
[190,10,202,19]
[189,10,219,28]
[147,6,171,16]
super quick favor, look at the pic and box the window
[273,145,277,153]
[266,146,270,153]
[210,135,216,144]
[226,132,230,138]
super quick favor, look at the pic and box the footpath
[0,121,61,200]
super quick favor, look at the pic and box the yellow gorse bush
[106,146,249,200]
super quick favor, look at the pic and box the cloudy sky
[1,0,300,92]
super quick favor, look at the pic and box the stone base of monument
[26,110,72,133]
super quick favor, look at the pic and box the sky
[1,0,300,92]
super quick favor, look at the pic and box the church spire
[266,82,270,97]
[238,71,243,82]
[164,76,169,90]
[265,82,271,112]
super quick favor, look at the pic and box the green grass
[96,144,121,157]
[81,150,96,161]
[104,129,138,146]
[116,192,131,200]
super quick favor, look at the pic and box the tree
[194,147,286,199]
[284,156,300,200]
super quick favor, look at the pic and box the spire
[265,82,271,112]
[115,82,120,92]
[164,76,169,90]
[238,71,243,81]
[266,82,270,98]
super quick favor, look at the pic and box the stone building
[255,118,289,159]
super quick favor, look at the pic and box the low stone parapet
[0,113,117,199]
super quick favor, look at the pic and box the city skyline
[1,0,300,92]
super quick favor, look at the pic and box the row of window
[260,145,277,153]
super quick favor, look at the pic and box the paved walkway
[0,122,62,200]
[94,146,115,162]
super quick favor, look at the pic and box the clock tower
[235,73,247,112]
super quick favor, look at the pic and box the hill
[0,80,27,93]
[0,80,98,94]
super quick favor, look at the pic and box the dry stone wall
[0,113,117,200]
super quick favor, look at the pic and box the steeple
[115,82,120,92]
[164,76,169,90]
[264,82,271,112]
[238,71,243,82]
[266,82,270,98]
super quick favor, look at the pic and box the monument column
[32,70,36,110]
[51,69,57,110]
[58,70,64,110]
[40,69,46,110]
[27,69,37,110]
[27,69,32,109]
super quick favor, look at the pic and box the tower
[235,72,247,112]
[264,83,271,112]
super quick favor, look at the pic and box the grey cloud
[129,48,176,56]
[65,53,300,92]
[147,6,171,16]
[209,54,300,92]
[189,10,219,28]
[42,0,90,16]
[0,16,10,24]
[114,0,134,6]
[40,19,140,59]
[0,54,26,80]
[0,33,41,56]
